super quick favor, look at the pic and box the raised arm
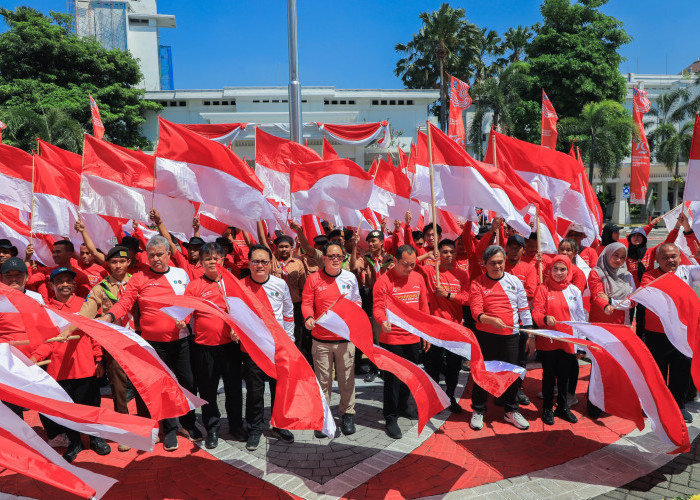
[149,209,178,256]
[74,219,106,265]
[289,219,316,257]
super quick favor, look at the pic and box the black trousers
[193,341,243,432]
[381,342,421,420]
[645,330,691,409]
[243,353,277,432]
[568,354,579,395]
[293,301,313,365]
[471,330,521,414]
[40,376,101,446]
[425,345,463,401]
[149,337,197,434]
[540,350,573,411]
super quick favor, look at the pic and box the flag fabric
[368,158,419,221]
[0,142,33,213]
[322,138,340,160]
[315,298,449,433]
[89,93,105,140]
[0,400,116,499]
[38,139,82,172]
[254,127,321,206]
[300,214,325,242]
[0,344,158,452]
[540,90,558,150]
[563,322,690,453]
[683,114,700,202]
[448,76,471,146]
[317,122,390,149]
[631,88,652,205]
[0,205,54,265]
[182,123,248,144]
[631,272,700,388]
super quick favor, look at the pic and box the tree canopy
[0,6,160,152]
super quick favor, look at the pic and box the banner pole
[426,122,440,286]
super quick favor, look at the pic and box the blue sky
[3,1,698,89]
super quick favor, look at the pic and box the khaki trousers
[312,339,355,415]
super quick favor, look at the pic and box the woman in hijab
[588,242,636,325]
[596,223,622,256]
[531,255,586,425]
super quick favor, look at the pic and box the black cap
[1,257,27,274]
[120,236,142,252]
[313,235,328,246]
[49,267,76,281]
[187,236,205,247]
[366,230,384,242]
[507,234,526,248]
[0,239,14,249]
[106,246,130,261]
[327,229,343,240]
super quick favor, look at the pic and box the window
[262,100,269,103]
[282,99,288,103]
[331,100,338,105]
[212,101,220,106]
[389,100,396,105]
[302,99,307,103]
[349,100,355,105]
[169,101,176,107]
[340,100,346,105]
[372,100,379,105]
[159,101,168,107]
[253,99,260,103]
[203,101,210,105]
[407,100,414,105]
[178,101,186,107]
[272,99,279,103]
[324,100,329,105]
[398,100,404,105]
[221,101,228,105]
[381,100,387,105]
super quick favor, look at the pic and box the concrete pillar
[355,145,367,168]
[660,180,670,212]
[611,179,630,225]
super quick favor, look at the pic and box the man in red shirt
[184,242,245,449]
[76,242,108,288]
[373,244,430,439]
[418,239,469,413]
[26,240,91,300]
[31,268,111,462]
[74,219,150,275]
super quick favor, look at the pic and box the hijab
[626,227,648,261]
[594,242,634,299]
[600,223,620,246]
[545,254,573,291]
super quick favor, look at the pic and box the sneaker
[90,437,111,456]
[554,407,578,423]
[517,391,530,406]
[681,408,693,423]
[117,444,131,452]
[504,411,530,430]
[48,433,70,448]
[542,409,554,426]
[340,413,356,435]
[567,394,579,407]
[364,371,377,383]
[246,431,262,451]
[183,426,203,442]
[228,426,248,442]
[272,427,295,444]
[313,430,327,439]
[385,418,402,439]
[469,412,484,431]
[448,400,463,414]
[163,430,178,451]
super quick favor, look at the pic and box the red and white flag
[317,121,390,149]
[183,122,248,144]
[683,114,700,202]
[564,321,690,453]
[300,214,325,242]
[38,138,81,172]
[322,137,340,160]
[569,142,603,237]
[0,142,33,213]
[367,158,419,221]
[316,298,449,433]
[631,88,651,204]
[290,158,374,227]
[0,205,53,265]
[89,93,105,140]
[156,118,267,235]
[0,400,116,499]
[540,89,558,150]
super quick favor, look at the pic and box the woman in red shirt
[588,242,635,325]
[532,255,585,425]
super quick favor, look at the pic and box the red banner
[448,75,470,146]
[631,88,651,204]
[89,94,105,140]
[540,89,558,150]
[447,104,465,147]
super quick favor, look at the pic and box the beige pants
[312,339,356,415]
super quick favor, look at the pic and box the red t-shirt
[184,274,234,346]
[418,265,469,323]
[301,269,362,342]
[505,260,538,300]
[470,272,532,335]
[373,269,429,345]
[579,246,599,268]
[75,260,108,288]
[531,283,585,353]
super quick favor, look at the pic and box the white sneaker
[470,412,484,431]
[567,394,579,407]
[48,433,70,448]
[504,411,530,430]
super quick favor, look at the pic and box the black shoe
[341,413,356,435]
[681,408,693,423]
[449,399,463,414]
[400,407,418,419]
[184,426,203,442]
[542,409,555,426]
[163,430,178,451]
[90,437,111,456]
[517,391,531,406]
[385,418,402,439]
[587,402,602,419]
[272,427,295,444]
[554,407,578,423]
[246,431,262,451]
[228,426,248,442]
[205,429,219,449]
[364,371,377,383]
[314,430,327,439]
[63,441,83,463]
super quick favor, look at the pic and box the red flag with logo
[448,76,470,146]
[89,94,105,140]
[541,89,558,150]
[631,88,651,204]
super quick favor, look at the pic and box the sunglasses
[326,254,344,261]
[250,259,270,266]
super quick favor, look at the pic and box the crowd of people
[1,207,699,463]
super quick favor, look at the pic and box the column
[611,178,629,225]
[659,180,670,212]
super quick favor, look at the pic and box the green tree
[527,0,630,118]
[0,106,82,152]
[471,28,504,85]
[559,100,635,181]
[0,7,160,152]
[395,3,480,131]
[500,25,533,64]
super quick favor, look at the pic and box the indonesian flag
[255,127,321,205]
[149,269,336,436]
[631,88,652,204]
[0,205,54,264]
[368,158,420,221]
[540,89,558,150]
[563,322,690,453]
[631,272,700,386]
[0,401,116,499]
[424,208,465,241]
[290,158,374,226]
[570,143,603,237]
[316,298,449,433]
[317,121,390,149]
[81,134,195,238]
[322,137,340,160]
[38,139,81,172]
[661,202,697,263]
[0,142,33,213]
[398,147,409,172]
[683,114,700,202]
[489,130,598,246]
[301,214,325,242]
[0,344,158,452]
[183,123,248,144]
[156,118,267,235]
[89,93,105,140]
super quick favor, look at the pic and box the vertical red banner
[89,93,105,140]
[448,75,471,147]
[540,89,558,150]
[631,88,651,204]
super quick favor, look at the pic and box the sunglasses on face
[326,254,344,261]
[250,260,270,266]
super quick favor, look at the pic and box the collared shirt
[80,274,134,327]
[271,255,306,303]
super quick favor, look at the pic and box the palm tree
[559,100,635,182]
[501,25,533,63]
[0,105,83,153]
[471,28,504,85]
[394,3,479,131]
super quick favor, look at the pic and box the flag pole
[29,154,35,243]
[426,122,440,286]
[535,205,543,283]
[77,134,85,216]
[491,131,499,247]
